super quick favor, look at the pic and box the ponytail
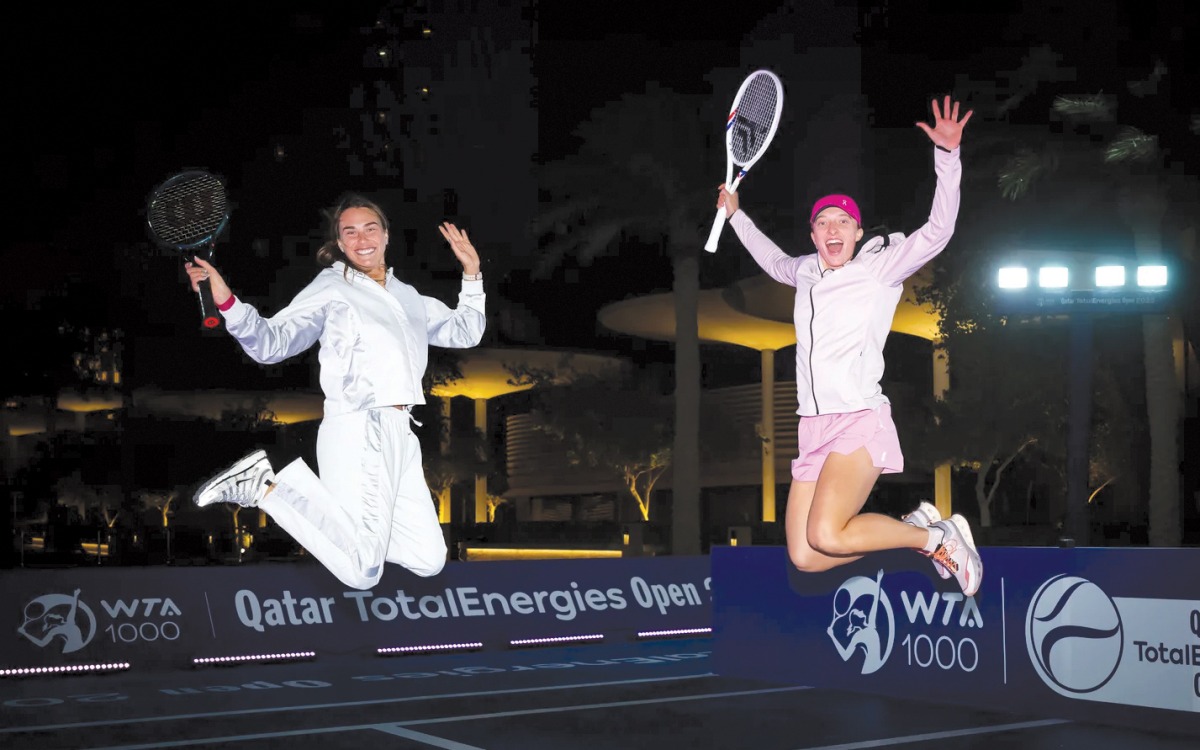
[315,241,345,269]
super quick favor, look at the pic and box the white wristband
[463,272,482,281]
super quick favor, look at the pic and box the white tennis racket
[704,69,784,252]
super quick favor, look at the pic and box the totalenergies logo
[1025,574,1123,695]
[827,570,894,675]
[18,589,97,654]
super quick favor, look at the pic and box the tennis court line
[371,726,486,750]
[2,673,718,735]
[795,718,1071,750]
[82,685,813,750]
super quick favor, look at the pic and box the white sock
[922,525,944,554]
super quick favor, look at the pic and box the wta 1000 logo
[827,570,984,676]
[17,589,184,655]
[18,590,97,654]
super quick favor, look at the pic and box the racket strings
[729,75,779,164]
[148,175,228,246]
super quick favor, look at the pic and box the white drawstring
[393,405,422,427]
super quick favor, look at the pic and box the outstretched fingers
[915,93,973,150]
[440,221,480,273]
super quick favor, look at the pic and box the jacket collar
[332,261,393,284]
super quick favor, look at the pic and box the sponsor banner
[711,546,1199,736]
[2,557,711,672]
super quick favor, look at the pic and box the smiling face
[810,207,864,270]
[337,206,389,279]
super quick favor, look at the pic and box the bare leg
[786,478,878,572]
[785,479,850,572]
[786,447,927,572]
[809,447,928,557]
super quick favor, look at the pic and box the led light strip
[1,662,130,677]
[377,642,483,656]
[636,627,713,639]
[192,651,316,666]
[509,634,605,647]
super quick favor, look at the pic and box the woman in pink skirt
[716,95,982,596]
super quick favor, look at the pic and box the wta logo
[827,570,894,675]
[1025,575,1123,695]
[18,589,97,654]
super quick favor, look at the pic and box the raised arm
[215,278,333,365]
[427,221,486,348]
[717,184,802,287]
[867,96,972,286]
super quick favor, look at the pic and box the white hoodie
[730,146,961,416]
[219,261,485,417]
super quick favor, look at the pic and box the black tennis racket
[146,170,231,330]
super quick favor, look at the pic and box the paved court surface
[2,637,1195,749]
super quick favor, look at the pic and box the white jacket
[731,146,961,416]
[220,261,485,417]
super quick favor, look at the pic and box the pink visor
[810,194,861,225]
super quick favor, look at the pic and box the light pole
[994,256,1171,546]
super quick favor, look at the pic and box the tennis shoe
[903,501,941,527]
[904,502,950,579]
[194,450,275,509]
[928,516,983,596]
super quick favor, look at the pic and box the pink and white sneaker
[904,501,950,579]
[927,515,983,596]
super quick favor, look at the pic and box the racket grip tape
[704,207,728,253]
[196,278,221,329]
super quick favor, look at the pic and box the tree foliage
[512,366,671,522]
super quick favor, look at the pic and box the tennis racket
[704,69,784,252]
[146,170,231,330]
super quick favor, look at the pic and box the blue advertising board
[2,556,711,673]
[711,545,1199,736]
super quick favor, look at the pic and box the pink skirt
[790,403,904,482]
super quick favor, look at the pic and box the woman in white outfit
[184,194,485,590]
[715,96,983,596]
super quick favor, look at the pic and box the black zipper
[808,285,819,415]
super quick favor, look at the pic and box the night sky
[4,1,1196,395]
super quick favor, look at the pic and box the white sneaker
[903,501,941,527]
[928,516,983,596]
[904,502,950,579]
[194,450,275,509]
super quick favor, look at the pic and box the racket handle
[196,278,221,330]
[704,207,728,253]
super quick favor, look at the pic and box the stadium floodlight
[1037,266,1069,289]
[1095,266,1125,288]
[1136,265,1167,288]
[997,266,1029,289]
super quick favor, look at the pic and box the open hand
[916,95,973,151]
[439,222,480,276]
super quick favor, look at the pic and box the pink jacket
[730,146,962,416]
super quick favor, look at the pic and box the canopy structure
[432,347,626,523]
[597,269,948,520]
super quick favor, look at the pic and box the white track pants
[258,407,446,589]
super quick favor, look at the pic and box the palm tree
[531,83,725,555]
[997,89,1195,546]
